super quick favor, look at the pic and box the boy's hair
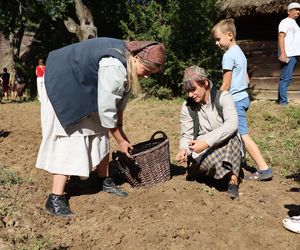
[211,19,236,39]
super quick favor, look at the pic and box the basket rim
[131,138,169,158]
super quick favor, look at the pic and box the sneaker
[244,168,273,181]
[282,215,300,233]
[102,177,128,197]
[227,184,239,199]
[45,194,74,217]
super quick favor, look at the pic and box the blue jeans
[278,56,298,105]
[234,97,250,136]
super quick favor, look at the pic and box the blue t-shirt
[222,45,248,102]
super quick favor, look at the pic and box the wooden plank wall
[238,40,300,102]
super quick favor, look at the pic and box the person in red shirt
[36,59,46,102]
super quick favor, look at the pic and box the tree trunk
[64,0,97,41]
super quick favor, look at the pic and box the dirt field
[0,100,300,250]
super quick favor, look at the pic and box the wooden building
[220,0,300,101]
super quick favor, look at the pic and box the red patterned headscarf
[182,66,210,92]
[125,41,166,66]
[183,66,208,83]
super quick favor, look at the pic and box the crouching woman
[176,66,242,199]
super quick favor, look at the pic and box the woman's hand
[109,127,133,158]
[175,149,188,163]
[188,140,209,153]
[119,140,133,158]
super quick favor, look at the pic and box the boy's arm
[246,72,250,84]
[220,70,232,91]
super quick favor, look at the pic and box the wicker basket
[112,131,171,188]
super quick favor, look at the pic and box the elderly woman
[176,66,242,199]
[36,37,166,216]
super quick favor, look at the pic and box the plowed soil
[0,100,299,250]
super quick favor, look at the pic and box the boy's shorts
[234,97,250,135]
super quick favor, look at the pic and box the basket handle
[150,131,168,141]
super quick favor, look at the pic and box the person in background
[9,69,17,102]
[176,66,241,199]
[277,2,300,106]
[0,68,10,101]
[36,59,46,102]
[15,72,26,102]
[211,19,273,181]
[0,77,3,102]
[36,37,166,217]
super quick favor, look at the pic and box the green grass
[0,165,23,185]
[246,102,300,176]
[126,99,300,177]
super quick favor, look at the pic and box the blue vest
[45,37,127,129]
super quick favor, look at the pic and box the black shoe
[45,194,74,217]
[102,177,128,197]
[227,184,239,199]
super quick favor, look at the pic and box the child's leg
[235,97,271,172]
[242,134,268,170]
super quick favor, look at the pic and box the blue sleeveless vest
[44,37,127,129]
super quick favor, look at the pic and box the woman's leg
[229,173,238,185]
[46,174,73,216]
[45,174,73,216]
[227,172,239,199]
[51,174,68,195]
[95,154,128,197]
[95,154,109,177]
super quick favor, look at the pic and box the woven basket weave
[112,131,171,188]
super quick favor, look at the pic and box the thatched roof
[218,0,293,17]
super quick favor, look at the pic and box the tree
[121,0,221,98]
[0,0,73,96]
[64,0,97,41]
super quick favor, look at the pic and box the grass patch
[0,165,23,185]
[16,237,51,250]
[124,99,300,177]
[0,165,23,200]
[246,102,300,176]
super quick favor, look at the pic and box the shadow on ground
[0,130,10,138]
[284,204,300,217]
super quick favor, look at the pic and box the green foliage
[1,0,223,99]
[121,0,222,98]
[0,0,74,97]
[83,0,128,38]
[0,0,72,36]
[141,78,173,99]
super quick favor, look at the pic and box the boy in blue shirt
[211,19,273,180]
